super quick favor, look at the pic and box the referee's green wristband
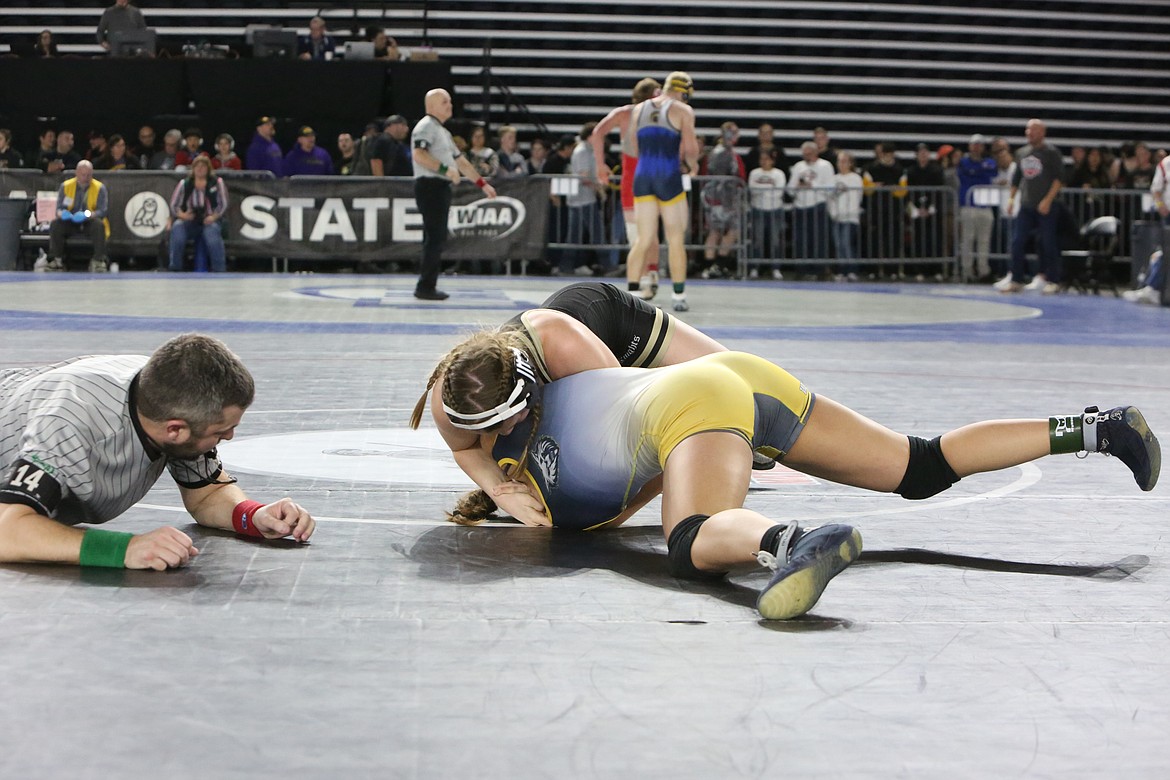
[79,529,134,568]
[438,163,449,175]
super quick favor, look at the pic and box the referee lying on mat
[0,334,314,570]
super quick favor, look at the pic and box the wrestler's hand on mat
[125,527,199,570]
[490,481,551,527]
[253,498,316,542]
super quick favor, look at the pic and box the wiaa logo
[447,196,526,240]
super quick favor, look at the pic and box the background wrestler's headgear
[664,71,695,101]
[444,347,539,431]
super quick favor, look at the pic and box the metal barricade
[536,174,1152,284]
[740,184,959,280]
[541,173,747,278]
[965,186,1153,280]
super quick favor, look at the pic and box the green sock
[628,281,640,293]
[673,282,685,295]
[1048,414,1084,454]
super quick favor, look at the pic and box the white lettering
[309,198,357,242]
[392,198,424,242]
[240,196,278,240]
[352,197,390,242]
[279,197,315,241]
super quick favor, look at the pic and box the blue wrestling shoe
[755,523,862,620]
[1090,406,1161,492]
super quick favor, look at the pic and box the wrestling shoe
[639,274,657,299]
[1087,406,1161,491]
[756,523,862,620]
[88,259,108,273]
[671,292,689,312]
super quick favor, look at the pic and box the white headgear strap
[443,347,537,431]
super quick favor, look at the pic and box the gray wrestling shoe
[756,523,862,620]
[1088,406,1161,491]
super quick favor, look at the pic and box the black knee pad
[666,514,726,580]
[896,435,961,500]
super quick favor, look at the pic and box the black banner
[0,170,550,263]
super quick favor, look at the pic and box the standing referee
[410,88,497,300]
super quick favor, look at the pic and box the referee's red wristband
[232,500,266,537]
[475,177,487,189]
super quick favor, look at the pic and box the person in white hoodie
[828,151,862,280]
[747,151,786,279]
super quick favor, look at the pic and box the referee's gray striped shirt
[0,355,223,525]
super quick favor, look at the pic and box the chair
[1062,215,1120,296]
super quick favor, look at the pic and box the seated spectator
[527,137,550,174]
[284,126,334,176]
[35,30,59,58]
[298,16,336,61]
[97,0,147,52]
[370,116,411,177]
[168,156,228,272]
[467,125,499,179]
[148,129,182,170]
[85,131,108,163]
[335,132,356,175]
[495,125,527,180]
[45,160,110,273]
[1118,141,1156,190]
[246,116,284,177]
[0,129,25,170]
[31,128,56,171]
[93,133,140,170]
[367,26,400,60]
[174,128,208,170]
[1111,142,1135,186]
[130,125,157,169]
[1068,146,1111,190]
[45,130,82,174]
[211,133,241,171]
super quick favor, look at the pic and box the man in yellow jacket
[44,160,111,273]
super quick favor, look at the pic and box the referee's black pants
[413,176,452,294]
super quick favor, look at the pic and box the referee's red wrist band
[475,177,487,189]
[232,500,266,537]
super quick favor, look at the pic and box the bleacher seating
[2,0,1168,153]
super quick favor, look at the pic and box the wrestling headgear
[665,71,695,100]
[444,347,539,431]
